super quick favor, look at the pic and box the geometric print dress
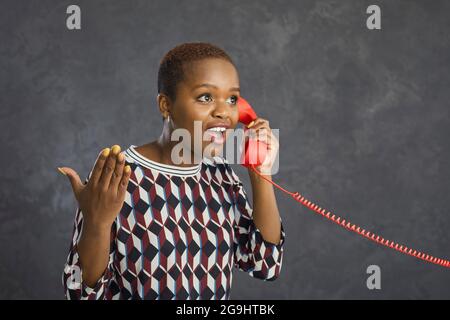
[62,144,286,300]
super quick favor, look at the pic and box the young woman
[59,42,286,300]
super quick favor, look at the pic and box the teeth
[207,127,226,132]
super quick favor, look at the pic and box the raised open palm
[58,145,131,229]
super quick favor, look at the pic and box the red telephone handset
[237,97,268,168]
[235,97,450,269]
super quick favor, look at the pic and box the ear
[157,93,170,119]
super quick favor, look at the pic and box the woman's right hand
[58,145,131,229]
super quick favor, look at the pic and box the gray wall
[1,0,450,299]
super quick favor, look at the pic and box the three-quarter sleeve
[225,162,286,281]
[62,174,117,300]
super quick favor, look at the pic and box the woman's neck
[143,124,203,167]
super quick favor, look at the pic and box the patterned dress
[62,144,286,299]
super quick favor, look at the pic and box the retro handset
[237,97,450,269]
[237,97,268,168]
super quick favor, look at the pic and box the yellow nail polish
[124,165,131,173]
[57,167,67,176]
[112,145,121,155]
[247,120,255,128]
[102,148,110,157]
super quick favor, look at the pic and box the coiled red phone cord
[249,165,450,269]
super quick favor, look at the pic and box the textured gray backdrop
[1,0,450,299]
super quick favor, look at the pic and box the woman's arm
[62,206,117,300]
[229,160,285,281]
[60,145,130,299]
[248,172,282,245]
[245,117,282,245]
[77,221,113,287]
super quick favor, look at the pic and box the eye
[197,93,213,103]
[227,95,238,105]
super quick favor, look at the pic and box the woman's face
[169,58,240,159]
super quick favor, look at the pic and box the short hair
[157,42,236,121]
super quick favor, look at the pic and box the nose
[212,100,230,119]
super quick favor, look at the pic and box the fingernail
[124,165,131,173]
[112,145,121,155]
[57,167,67,176]
[247,120,255,128]
[102,148,110,157]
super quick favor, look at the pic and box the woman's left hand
[246,117,279,176]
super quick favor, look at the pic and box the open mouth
[204,127,226,144]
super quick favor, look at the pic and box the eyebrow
[192,83,240,92]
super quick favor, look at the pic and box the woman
[58,42,285,300]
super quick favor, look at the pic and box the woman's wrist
[82,217,113,237]
[248,167,272,182]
